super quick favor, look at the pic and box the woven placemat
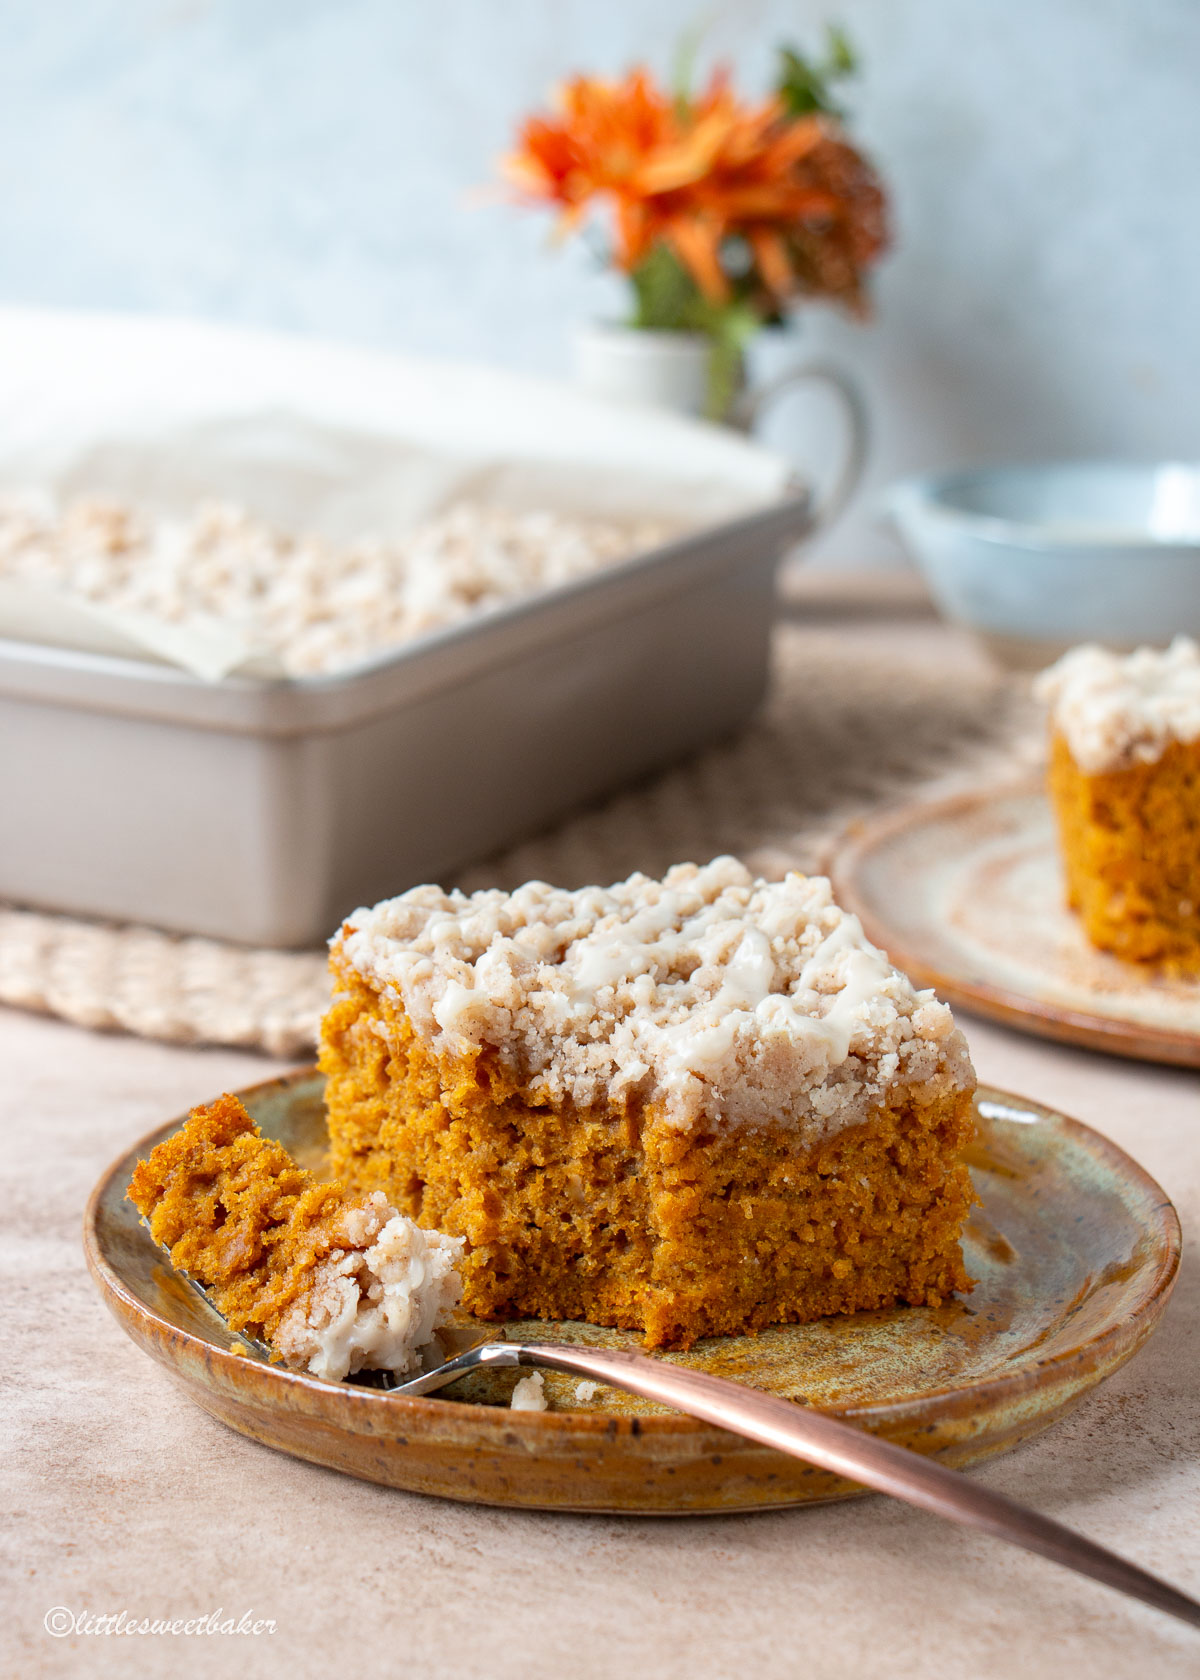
[0,602,1039,1058]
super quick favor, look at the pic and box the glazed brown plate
[830,781,1200,1068]
[84,1069,1179,1515]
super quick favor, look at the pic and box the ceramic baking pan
[0,307,819,947]
[0,492,812,946]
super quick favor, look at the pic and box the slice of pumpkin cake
[321,858,977,1349]
[1036,637,1200,974]
[128,1093,463,1380]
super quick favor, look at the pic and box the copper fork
[388,1338,1200,1633]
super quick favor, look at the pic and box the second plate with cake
[829,783,1200,1067]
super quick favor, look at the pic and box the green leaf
[826,24,858,76]
[778,46,831,117]
[776,24,860,121]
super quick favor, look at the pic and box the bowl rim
[889,458,1200,553]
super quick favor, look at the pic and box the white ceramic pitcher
[574,322,867,530]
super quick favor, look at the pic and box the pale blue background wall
[1,0,1197,561]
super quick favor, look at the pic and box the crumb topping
[1036,637,1200,773]
[0,492,679,677]
[510,1372,548,1411]
[335,858,973,1140]
[272,1190,463,1381]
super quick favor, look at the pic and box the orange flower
[504,65,888,313]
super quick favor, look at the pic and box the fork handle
[504,1342,1200,1632]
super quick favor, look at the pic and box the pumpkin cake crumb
[128,1093,462,1381]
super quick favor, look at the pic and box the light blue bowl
[886,461,1200,668]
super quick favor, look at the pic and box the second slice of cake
[1036,637,1200,974]
[321,858,977,1349]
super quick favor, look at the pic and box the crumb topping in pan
[0,492,679,676]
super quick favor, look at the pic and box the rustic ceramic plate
[84,1069,1179,1515]
[830,782,1200,1068]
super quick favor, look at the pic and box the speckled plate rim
[828,780,1200,1070]
[84,1067,1180,1453]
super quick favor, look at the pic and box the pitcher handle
[732,360,869,533]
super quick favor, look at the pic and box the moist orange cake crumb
[1038,639,1200,974]
[320,859,977,1350]
[128,1094,462,1380]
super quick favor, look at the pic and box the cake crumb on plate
[510,1372,547,1411]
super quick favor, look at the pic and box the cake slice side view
[321,859,978,1349]
[127,1094,463,1380]
[1037,637,1200,975]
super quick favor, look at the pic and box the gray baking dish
[0,492,814,947]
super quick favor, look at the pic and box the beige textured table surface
[3,604,1199,1680]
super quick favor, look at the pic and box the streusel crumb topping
[1036,637,1200,773]
[0,492,679,677]
[335,858,973,1140]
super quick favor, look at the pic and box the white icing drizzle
[271,1192,463,1381]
